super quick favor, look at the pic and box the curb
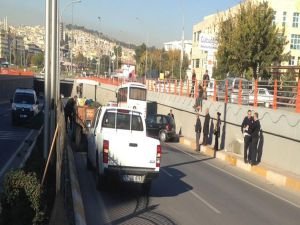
[179,136,300,193]
[67,145,87,225]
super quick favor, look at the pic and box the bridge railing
[74,75,300,113]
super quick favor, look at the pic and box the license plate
[122,175,144,183]
[20,114,28,118]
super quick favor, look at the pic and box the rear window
[129,87,146,101]
[102,111,144,131]
[14,93,35,104]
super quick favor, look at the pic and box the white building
[192,0,300,79]
[163,40,192,59]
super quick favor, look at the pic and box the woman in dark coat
[214,112,221,150]
[203,108,210,145]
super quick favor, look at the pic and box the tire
[86,151,93,170]
[159,131,167,142]
[95,154,107,191]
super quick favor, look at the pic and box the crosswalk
[0,130,26,141]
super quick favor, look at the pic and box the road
[74,142,300,225]
[0,102,34,179]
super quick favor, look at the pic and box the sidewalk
[179,136,300,193]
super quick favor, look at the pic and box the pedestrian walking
[64,95,77,132]
[203,108,210,146]
[241,110,253,164]
[251,112,261,166]
[214,112,221,151]
[202,70,210,100]
[193,84,204,112]
[168,109,175,120]
[195,113,202,152]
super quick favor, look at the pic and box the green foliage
[0,170,44,225]
[215,1,288,80]
[31,53,44,68]
[113,46,122,69]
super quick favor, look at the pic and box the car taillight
[156,145,162,167]
[103,140,109,163]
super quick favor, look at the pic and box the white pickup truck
[86,106,161,191]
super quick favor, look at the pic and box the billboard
[199,34,218,52]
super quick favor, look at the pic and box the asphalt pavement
[74,142,300,225]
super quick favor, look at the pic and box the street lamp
[60,0,81,76]
[97,16,101,76]
[136,17,149,78]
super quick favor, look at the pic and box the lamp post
[97,16,101,76]
[136,17,148,78]
[60,0,81,77]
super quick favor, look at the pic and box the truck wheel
[86,152,93,170]
[96,156,107,191]
[159,131,167,142]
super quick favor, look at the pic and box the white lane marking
[161,168,173,177]
[167,143,300,209]
[189,189,221,214]
[0,130,34,177]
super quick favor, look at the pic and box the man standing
[64,95,77,131]
[195,113,202,152]
[241,110,253,164]
[203,109,210,146]
[251,112,261,166]
[214,112,221,151]
[190,70,196,97]
[202,70,210,99]
[168,109,175,120]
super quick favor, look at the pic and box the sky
[0,0,242,47]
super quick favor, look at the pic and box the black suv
[146,114,176,142]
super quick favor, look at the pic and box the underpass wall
[0,76,34,102]
[77,82,300,175]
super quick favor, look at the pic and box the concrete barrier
[75,82,300,176]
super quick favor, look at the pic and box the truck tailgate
[103,130,159,169]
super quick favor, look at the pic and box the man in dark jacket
[203,108,210,146]
[251,112,261,166]
[214,112,221,151]
[64,95,77,131]
[241,110,254,163]
[195,113,202,152]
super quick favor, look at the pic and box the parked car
[11,88,40,125]
[86,106,161,190]
[249,88,273,108]
[217,77,250,104]
[146,114,177,142]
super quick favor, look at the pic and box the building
[25,43,43,55]
[191,0,300,79]
[164,40,192,60]
[0,30,9,59]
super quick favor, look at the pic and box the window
[102,111,143,131]
[289,56,295,65]
[290,34,300,50]
[259,89,266,95]
[117,87,128,102]
[282,11,287,26]
[193,32,196,42]
[292,12,299,27]
[14,93,34,104]
[129,87,146,101]
[195,59,200,68]
[272,11,276,25]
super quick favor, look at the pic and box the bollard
[238,79,242,105]
[169,80,171,94]
[187,80,190,97]
[254,79,258,107]
[164,80,166,93]
[273,79,278,110]
[213,80,217,102]
[175,80,177,95]
[296,80,300,113]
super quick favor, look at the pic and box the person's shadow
[257,130,264,163]
[208,119,214,145]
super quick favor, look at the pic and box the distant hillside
[66,24,136,49]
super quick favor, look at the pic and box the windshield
[102,111,144,131]
[14,93,35,104]
[129,87,146,101]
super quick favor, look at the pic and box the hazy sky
[0,0,241,47]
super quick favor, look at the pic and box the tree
[215,1,288,80]
[113,45,122,69]
[74,52,87,70]
[31,53,44,68]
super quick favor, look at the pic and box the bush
[0,170,45,225]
